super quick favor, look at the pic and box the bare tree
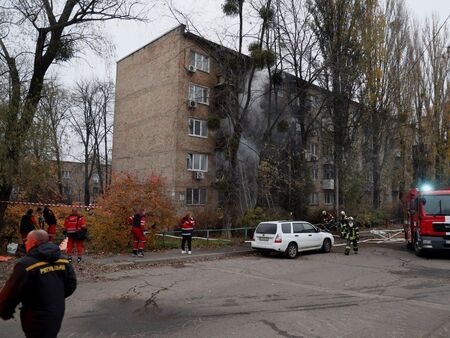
[359,0,411,209]
[0,0,147,230]
[38,80,70,197]
[69,79,111,205]
[421,15,449,185]
[308,0,365,213]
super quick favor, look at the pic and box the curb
[90,249,256,268]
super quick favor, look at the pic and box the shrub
[239,207,267,227]
[0,205,81,252]
[192,208,222,229]
[90,173,177,252]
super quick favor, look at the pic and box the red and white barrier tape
[0,200,101,209]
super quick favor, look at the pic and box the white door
[301,222,323,248]
[281,222,293,245]
[292,223,310,250]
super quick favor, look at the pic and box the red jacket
[129,214,145,231]
[181,217,195,236]
[64,215,86,234]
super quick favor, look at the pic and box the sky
[55,0,450,86]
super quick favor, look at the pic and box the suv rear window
[281,223,291,233]
[255,223,277,234]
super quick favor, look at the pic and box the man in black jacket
[0,229,77,338]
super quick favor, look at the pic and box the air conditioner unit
[187,65,196,73]
[305,153,318,161]
[188,100,197,109]
[195,172,205,180]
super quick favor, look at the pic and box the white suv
[251,221,334,258]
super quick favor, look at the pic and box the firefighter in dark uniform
[0,229,77,338]
[340,210,349,239]
[345,216,359,255]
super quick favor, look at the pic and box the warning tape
[0,200,101,209]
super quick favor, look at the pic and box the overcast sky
[53,0,450,86]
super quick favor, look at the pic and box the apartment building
[113,25,399,215]
[112,25,221,214]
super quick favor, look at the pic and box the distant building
[59,161,104,204]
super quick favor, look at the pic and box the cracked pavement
[2,243,450,337]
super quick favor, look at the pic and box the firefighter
[128,209,146,257]
[181,212,195,255]
[19,209,37,244]
[344,216,359,255]
[322,210,334,224]
[43,206,57,243]
[0,230,77,338]
[64,208,87,263]
[340,210,349,239]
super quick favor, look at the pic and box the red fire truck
[404,187,450,256]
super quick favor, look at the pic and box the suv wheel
[286,242,298,259]
[321,238,332,253]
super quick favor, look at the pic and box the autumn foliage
[90,173,177,252]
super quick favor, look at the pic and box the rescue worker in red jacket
[128,209,146,257]
[64,208,87,263]
[43,206,58,243]
[181,212,195,255]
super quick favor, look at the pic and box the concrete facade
[113,26,219,214]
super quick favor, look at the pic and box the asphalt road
[2,243,450,337]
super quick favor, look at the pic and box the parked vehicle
[251,221,334,258]
[404,187,450,256]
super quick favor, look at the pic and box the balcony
[322,179,334,190]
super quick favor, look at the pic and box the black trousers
[181,235,192,251]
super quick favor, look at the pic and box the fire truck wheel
[414,238,423,257]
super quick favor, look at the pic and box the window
[323,164,334,180]
[274,83,284,97]
[323,144,333,157]
[312,166,319,181]
[422,194,450,215]
[186,188,207,205]
[92,173,99,183]
[62,171,71,179]
[256,223,278,234]
[293,223,304,233]
[281,223,292,233]
[190,51,210,72]
[301,223,317,233]
[188,118,208,138]
[308,143,318,156]
[62,186,71,195]
[189,84,209,104]
[310,95,321,108]
[309,192,319,205]
[187,153,208,172]
[324,190,334,205]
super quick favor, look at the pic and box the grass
[151,236,238,250]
